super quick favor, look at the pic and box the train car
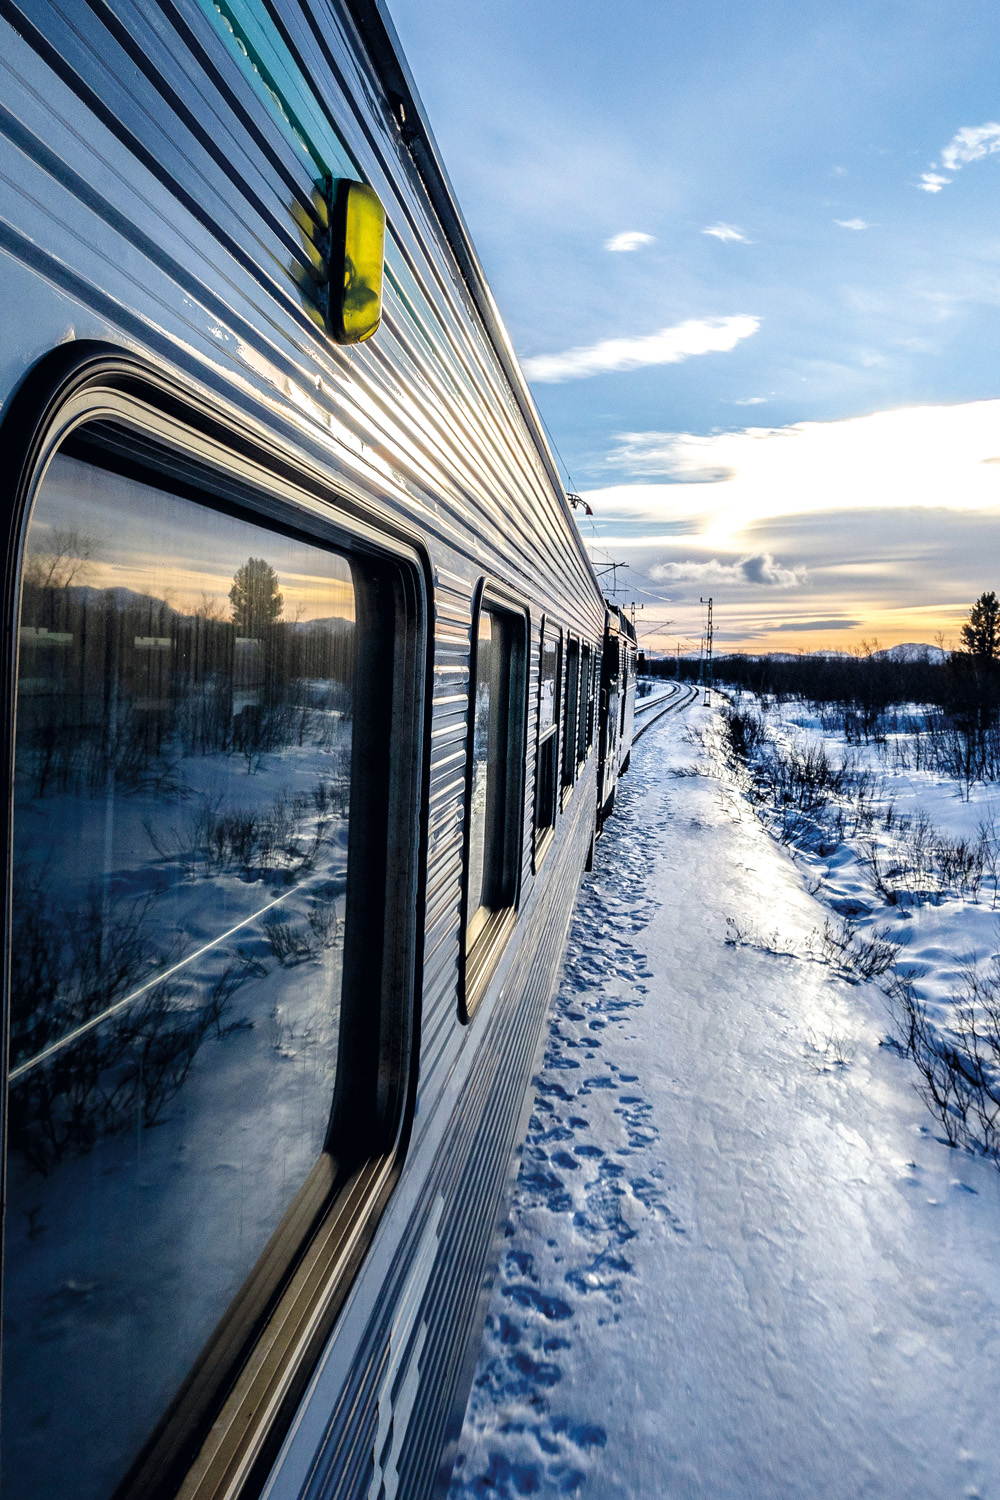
[0,2,637,1499]
[597,605,638,827]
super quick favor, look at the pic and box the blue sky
[388,0,1000,652]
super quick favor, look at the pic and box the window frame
[0,345,429,1500]
[459,580,528,1022]
[533,617,562,866]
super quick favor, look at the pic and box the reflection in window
[579,644,592,762]
[535,625,560,841]
[620,642,629,735]
[466,603,524,950]
[3,455,356,1500]
[467,610,493,927]
[589,653,598,749]
[562,637,580,790]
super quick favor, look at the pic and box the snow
[448,702,1000,1500]
[872,644,948,664]
[763,697,1000,1080]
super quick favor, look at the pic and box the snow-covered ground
[449,701,1000,1500]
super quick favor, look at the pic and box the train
[0,1,638,1497]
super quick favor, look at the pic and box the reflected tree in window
[229,556,283,634]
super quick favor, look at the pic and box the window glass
[467,609,493,924]
[538,628,558,734]
[3,454,355,1500]
[535,624,560,838]
[579,645,592,761]
[562,638,580,788]
[620,642,629,735]
[467,603,523,949]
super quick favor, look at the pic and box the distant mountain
[871,643,947,664]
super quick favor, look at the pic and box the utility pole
[594,561,628,599]
[700,596,714,706]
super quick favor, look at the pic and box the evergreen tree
[229,558,283,636]
[960,591,1000,661]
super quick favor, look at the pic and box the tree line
[649,591,1000,784]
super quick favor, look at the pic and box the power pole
[594,561,628,599]
[700,596,714,706]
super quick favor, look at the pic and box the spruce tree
[229,558,283,636]
[960,591,1000,661]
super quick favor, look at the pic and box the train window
[534,623,561,851]
[561,636,580,792]
[578,644,592,763]
[619,641,629,736]
[463,594,526,1012]
[1,444,416,1500]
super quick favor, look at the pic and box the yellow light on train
[330,180,386,345]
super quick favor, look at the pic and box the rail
[632,681,700,741]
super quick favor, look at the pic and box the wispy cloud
[918,121,1000,191]
[919,171,950,194]
[588,399,1000,539]
[521,315,760,384]
[609,431,736,482]
[702,223,748,243]
[734,396,767,406]
[651,552,807,588]
[941,122,1000,170]
[834,218,870,230]
[773,617,860,632]
[605,230,655,252]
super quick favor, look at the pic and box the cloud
[521,314,760,384]
[773,617,860,632]
[919,171,950,193]
[834,218,870,230]
[587,398,1000,540]
[918,122,1000,192]
[650,552,807,588]
[941,122,1000,171]
[702,223,748,242]
[734,396,768,406]
[605,231,654,252]
[609,431,736,482]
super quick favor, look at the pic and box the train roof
[342,0,595,581]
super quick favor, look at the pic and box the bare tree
[23,528,98,590]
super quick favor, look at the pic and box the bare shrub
[7,875,261,1174]
[886,959,1000,1160]
[145,779,344,885]
[860,814,989,907]
[816,918,900,982]
[804,1027,856,1071]
[262,885,341,967]
[719,702,769,764]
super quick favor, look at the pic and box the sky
[35,458,356,622]
[387,0,1000,655]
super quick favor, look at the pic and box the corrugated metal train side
[0,2,631,1497]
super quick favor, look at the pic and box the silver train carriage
[0,1,638,1497]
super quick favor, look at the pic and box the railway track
[632,681,700,741]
